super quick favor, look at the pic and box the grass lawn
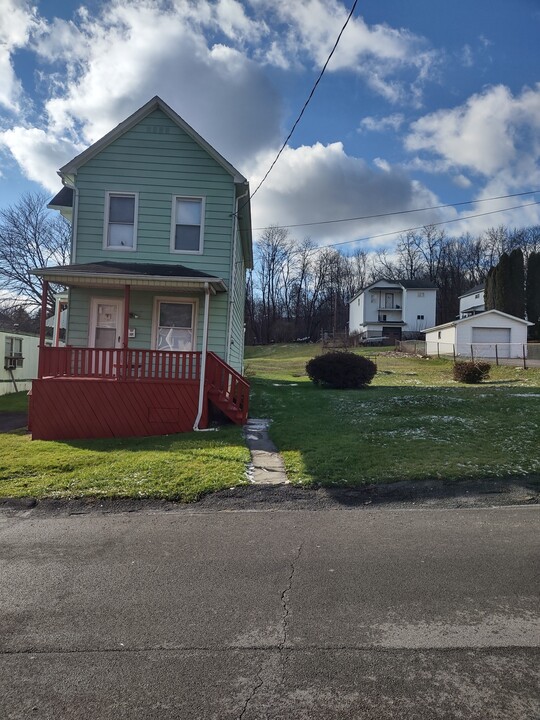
[1,344,538,500]
[0,391,29,413]
[245,344,540,486]
[0,427,250,502]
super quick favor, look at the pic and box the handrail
[206,352,249,424]
[38,346,201,382]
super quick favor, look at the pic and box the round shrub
[452,361,491,384]
[306,351,377,389]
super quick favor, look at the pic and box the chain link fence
[397,340,540,367]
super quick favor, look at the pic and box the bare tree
[0,193,71,313]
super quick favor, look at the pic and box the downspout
[225,185,249,365]
[193,283,211,431]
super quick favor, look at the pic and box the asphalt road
[1,501,539,719]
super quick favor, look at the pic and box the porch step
[208,389,244,425]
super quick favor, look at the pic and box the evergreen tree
[484,267,496,310]
[495,252,512,314]
[526,251,540,340]
[508,248,525,318]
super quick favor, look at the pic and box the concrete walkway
[243,418,288,485]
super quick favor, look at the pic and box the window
[5,337,23,368]
[417,314,424,320]
[475,293,480,299]
[438,331,442,339]
[417,292,425,297]
[171,197,204,253]
[104,192,138,249]
[155,301,195,351]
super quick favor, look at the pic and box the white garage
[424,310,532,359]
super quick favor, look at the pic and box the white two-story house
[349,279,437,342]
[459,284,485,318]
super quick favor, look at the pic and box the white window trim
[170,195,205,255]
[151,296,199,351]
[103,191,139,251]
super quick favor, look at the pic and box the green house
[31,96,252,440]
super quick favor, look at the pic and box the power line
[252,190,539,231]
[244,0,359,207]
[302,200,540,255]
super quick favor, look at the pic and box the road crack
[237,664,264,720]
[280,542,304,650]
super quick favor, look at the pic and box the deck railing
[39,346,201,381]
[206,351,250,424]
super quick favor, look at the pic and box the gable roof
[349,278,437,304]
[423,309,533,334]
[59,96,248,184]
[458,283,485,299]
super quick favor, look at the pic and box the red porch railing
[206,351,250,424]
[39,346,201,382]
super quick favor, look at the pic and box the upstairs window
[5,336,23,368]
[105,192,137,249]
[171,197,204,253]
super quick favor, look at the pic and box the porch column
[38,279,49,378]
[194,284,211,430]
[123,284,130,348]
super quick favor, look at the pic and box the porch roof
[32,261,227,293]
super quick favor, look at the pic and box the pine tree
[508,248,525,318]
[495,252,512,313]
[485,267,496,310]
[526,251,540,340]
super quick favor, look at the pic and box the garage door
[471,326,511,357]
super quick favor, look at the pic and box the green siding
[67,107,248,364]
[67,287,227,354]
[75,108,234,285]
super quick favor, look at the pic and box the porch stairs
[206,352,249,425]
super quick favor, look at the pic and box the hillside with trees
[246,224,540,344]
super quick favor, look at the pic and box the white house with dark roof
[459,284,485,318]
[348,279,437,342]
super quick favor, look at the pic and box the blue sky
[1,0,539,254]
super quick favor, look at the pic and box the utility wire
[242,0,359,208]
[252,189,539,231]
[301,200,540,255]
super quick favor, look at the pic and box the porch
[29,261,249,440]
[30,347,249,440]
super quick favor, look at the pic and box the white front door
[89,298,124,348]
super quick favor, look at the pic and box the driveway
[1,500,539,719]
[0,412,27,432]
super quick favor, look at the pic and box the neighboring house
[0,329,39,396]
[30,96,252,441]
[424,310,532,359]
[459,284,485,318]
[349,279,437,342]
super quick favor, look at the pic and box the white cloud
[0,127,82,191]
[452,174,472,189]
[251,0,440,104]
[247,142,448,249]
[0,0,38,111]
[359,114,404,133]
[3,0,282,186]
[406,84,540,179]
